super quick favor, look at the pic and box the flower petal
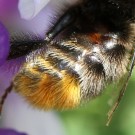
[0,129,27,135]
[18,0,50,20]
[0,0,18,19]
[0,22,10,66]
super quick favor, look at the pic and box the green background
[59,70,135,135]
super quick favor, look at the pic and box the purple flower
[0,0,78,135]
[0,0,67,135]
[0,0,18,20]
[0,129,27,135]
[18,0,50,19]
[0,22,10,66]
[0,0,18,66]
[18,0,79,20]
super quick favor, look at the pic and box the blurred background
[58,69,135,135]
[0,0,135,135]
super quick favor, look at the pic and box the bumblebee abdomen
[13,32,131,109]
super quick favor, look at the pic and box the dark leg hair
[8,7,80,60]
[45,6,80,41]
[0,83,13,115]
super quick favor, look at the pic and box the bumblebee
[1,0,135,113]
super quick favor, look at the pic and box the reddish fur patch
[88,33,102,44]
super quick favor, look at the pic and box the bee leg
[45,6,80,42]
[0,83,13,115]
[106,49,135,126]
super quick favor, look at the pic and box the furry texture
[12,0,135,109]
